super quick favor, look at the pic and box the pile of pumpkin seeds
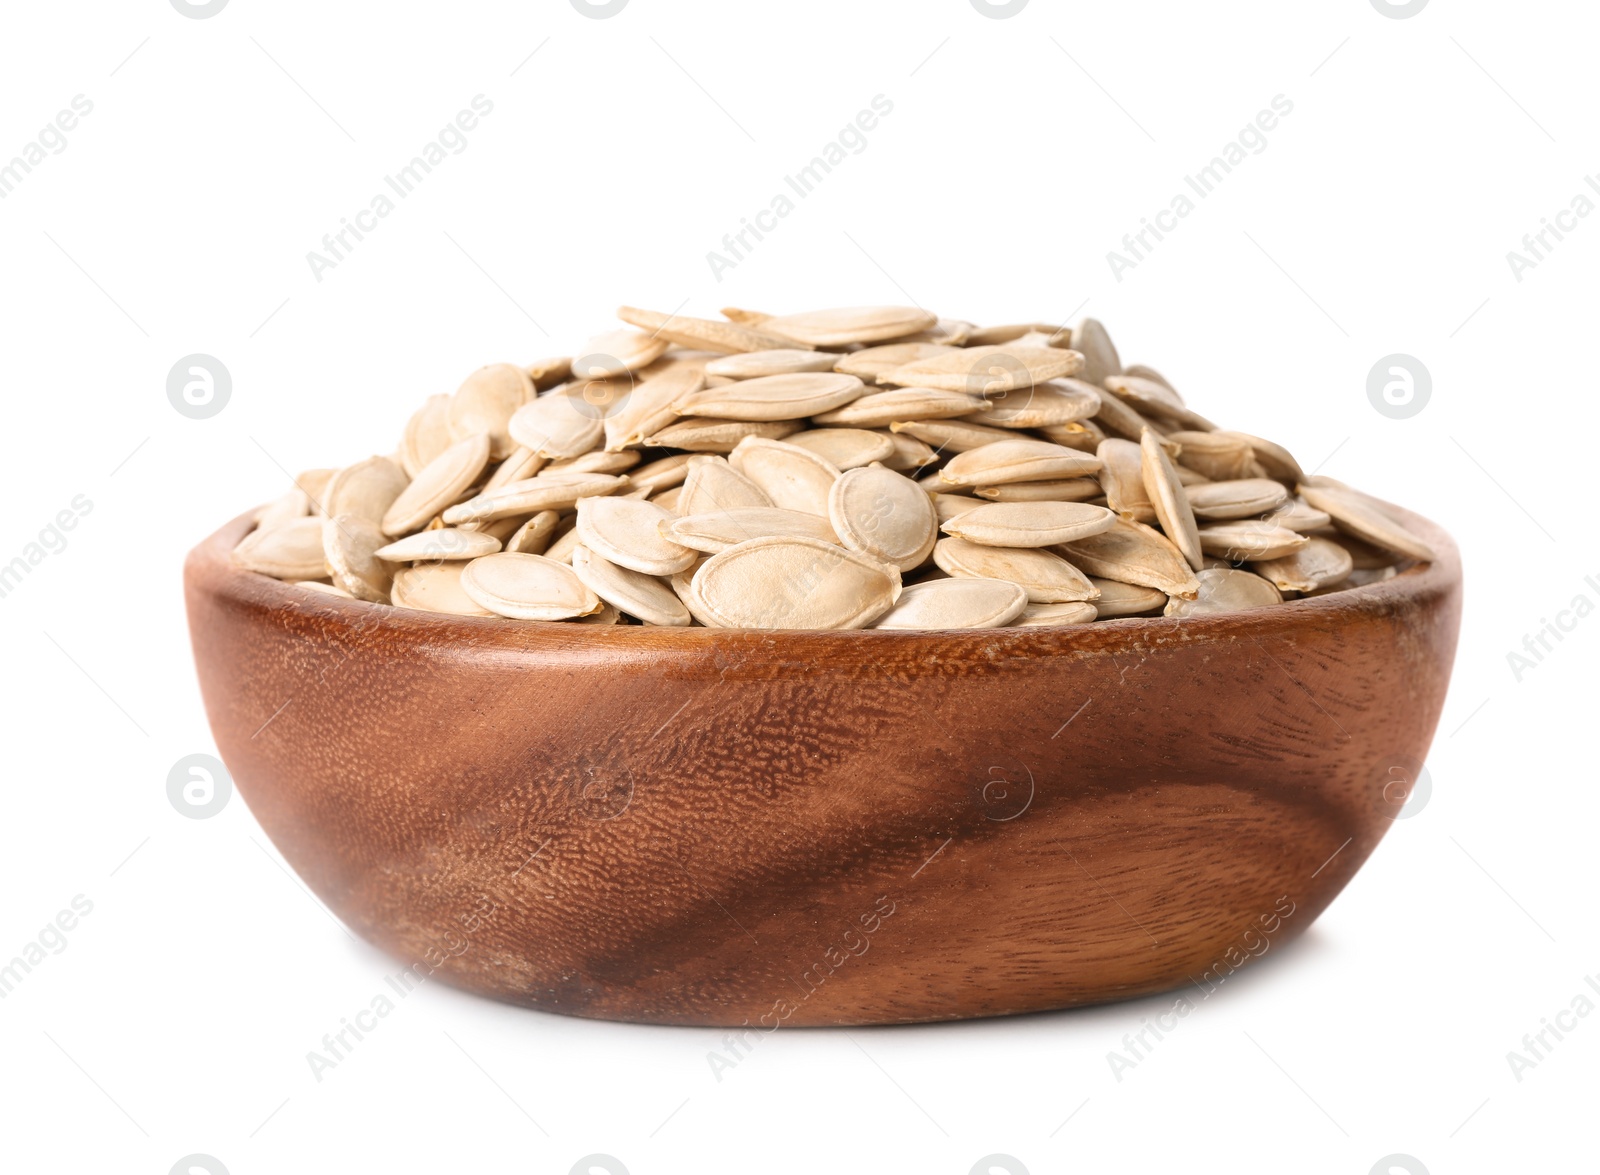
[232,305,1434,630]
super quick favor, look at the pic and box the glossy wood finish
[184,507,1461,1026]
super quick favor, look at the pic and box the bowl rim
[187,500,1460,660]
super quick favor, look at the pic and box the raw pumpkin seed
[692,537,901,629]
[375,528,501,562]
[663,507,838,554]
[760,305,937,347]
[1184,478,1290,521]
[786,428,895,470]
[460,552,601,620]
[1163,568,1282,617]
[828,464,938,571]
[932,538,1097,603]
[1195,521,1311,561]
[1250,537,1354,592]
[1014,601,1099,626]
[1140,429,1203,571]
[227,302,1436,630]
[576,496,698,575]
[940,501,1116,547]
[871,577,1028,630]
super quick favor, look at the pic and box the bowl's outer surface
[185,507,1461,1026]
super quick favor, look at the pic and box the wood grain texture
[183,507,1461,1026]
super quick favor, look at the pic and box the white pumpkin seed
[642,417,800,452]
[1013,601,1099,626]
[443,472,626,524]
[813,386,985,426]
[571,544,691,627]
[1298,478,1435,562]
[1140,428,1203,571]
[693,537,900,629]
[449,364,533,459]
[1264,497,1332,533]
[1250,537,1354,592]
[828,464,938,571]
[400,395,454,477]
[941,501,1116,547]
[760,305,936,347]
[576,496,698,575]
[786,428,895,470]
[677,455,773,515]
[704,349,840,379]
[1088,578,1168,618]
[1057,517,1201,599]
[571,329,668,379]
[233,516,328,580]
[731,438,840,516]
[963,380,1101,429]
[966,480,1107,502]
[1164,568,1283,617]
[663,507,838,554]
[942,439,1102,487]
[1183,478,1289,522]
[1072,317,1122,386]
[1096,437,1155,522]
[882,345,1084,393]
[872,577,1028,630]
[460,552,601,620]
[932,538,1097,602]
[382,433,492,536]
[889,418,1019,453]
[323,514,393,603]
[390,562,493,616]
[1167,430,1256,481]
[507,386,606,459]
[323,456,409,526]
[617,305,805,353]
[505,511,561,555]
[672,372,866,421]
[375,528,501,562]
[834,344,959,385]
[1196,521,1311,561]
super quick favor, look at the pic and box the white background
[0,1,1594,1172]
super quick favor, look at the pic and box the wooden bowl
[184,506,1460,1026]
